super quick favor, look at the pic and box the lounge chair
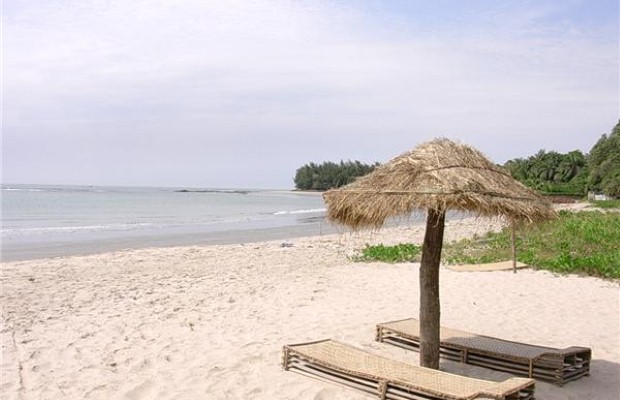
[282,339,536,399]
[375,318,591,386]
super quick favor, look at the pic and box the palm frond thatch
[323,138,556,229]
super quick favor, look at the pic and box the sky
[2,0,618,189]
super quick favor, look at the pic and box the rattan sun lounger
[282,339,536,399]
[376,318,591,386]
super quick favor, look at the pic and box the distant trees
[504,150,589,195]
[504,120,620,198]
[296,122,620,197]
[588,121,620,197]
[294,160,380,191]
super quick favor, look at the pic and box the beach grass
[352,243,422,263]
[590,199,620,209]
[354,211,620,279]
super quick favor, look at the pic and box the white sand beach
[1,216,619,400]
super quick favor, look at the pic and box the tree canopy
[588,121,620,197]
[503,121,619,197]
[294,160,380,191]
[296,121,620,198]
[503,149,588,195]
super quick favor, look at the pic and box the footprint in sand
[312,387,338,400]
[124,380,155,400]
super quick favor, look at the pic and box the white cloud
[3,0,618,187]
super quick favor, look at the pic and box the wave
[175,189,252,195]
[1,186,110,193]
[2,222,155,236]
[273,208,326,216]
[2,187,45,192]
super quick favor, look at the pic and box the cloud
[3,0,618,187]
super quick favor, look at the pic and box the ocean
[1,184,337,261]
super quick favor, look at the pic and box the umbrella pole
[511,222,517,274]
[419,208,445,370]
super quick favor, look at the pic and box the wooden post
[282,347,290,370]
[419,208,446,369]
[511,221,517,274]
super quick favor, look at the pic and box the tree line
[504,121,619,197]
[293,160,380,191]
[293,121,620,197]
[587,121,620,197]
[503,150,589,195]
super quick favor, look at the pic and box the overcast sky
[3,0,618,189]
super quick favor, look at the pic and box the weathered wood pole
[511,222,517,274]
[419,208,446,369]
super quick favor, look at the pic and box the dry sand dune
[2,216,619,399]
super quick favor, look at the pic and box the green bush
[352,243,422,263]
[352,212,620,279]
[443,211,620,279]
[591,200,620,209]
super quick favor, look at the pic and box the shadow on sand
[438,358,620,400]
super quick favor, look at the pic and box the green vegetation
[353,211,620,279]
[591,200,620,209]
[504,150,588,195]
[294,121,620,197]
[443,211,620,279]
[503,120,620,198]
[588,121,620,198]
[294,160,380,191]
[352,243,422,263]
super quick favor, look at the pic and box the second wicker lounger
[375,318,591,386]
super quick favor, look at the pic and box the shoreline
[1,191,594,263]
[0,219,341,263]
[1,186,330,263]
[0,211,483,263]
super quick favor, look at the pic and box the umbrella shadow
[438,356,620,399]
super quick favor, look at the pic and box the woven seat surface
[376,318,591,386]
[285,339,534,399]
[380,319,559,360]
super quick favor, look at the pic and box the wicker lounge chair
[282,339,536,399]
[376,318,591,386]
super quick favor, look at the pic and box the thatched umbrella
[323,138,556,369]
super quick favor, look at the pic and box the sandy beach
[1,215,619,400]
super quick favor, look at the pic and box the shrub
[352,243,422,263]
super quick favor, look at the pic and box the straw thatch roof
[323,138,556,229]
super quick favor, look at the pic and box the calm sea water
[1,184,335,261]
